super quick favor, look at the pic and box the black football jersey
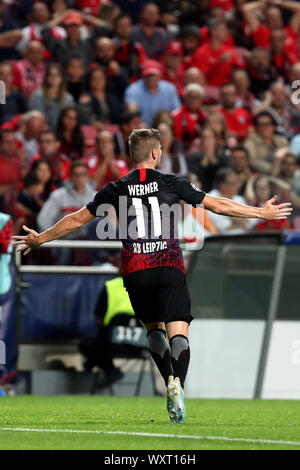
[86,168,206,277]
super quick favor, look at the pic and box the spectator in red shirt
[30,130,71,186]
[85,130,129,190]
[160,41,185,97]
[172,83,206,150]
[218,83,252,140]
[180,24,201,70]
[242,0,300,57]
[191,18,244,87]
[270,28,298,80]
[199,6,235,47]
[12,40,46,99]
[0,129,22,215]
[113,14,146,82]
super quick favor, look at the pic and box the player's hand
[11,225,40,255]
[261,195,293,220]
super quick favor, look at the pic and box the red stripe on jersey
[139,168,146,182]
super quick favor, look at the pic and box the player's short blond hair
[128,128,160,163]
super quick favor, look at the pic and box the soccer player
[12,129,292,424]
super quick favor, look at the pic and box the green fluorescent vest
[103,277,135,326]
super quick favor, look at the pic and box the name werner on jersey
[128,182,159,196]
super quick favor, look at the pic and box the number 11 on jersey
[132,197,162,238]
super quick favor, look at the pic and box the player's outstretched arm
[203,194,293,220]
[11,207,95,255]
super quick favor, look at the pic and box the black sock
[147,328,173,387]
[169,334,190,389]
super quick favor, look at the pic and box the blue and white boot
[167,376,186,424]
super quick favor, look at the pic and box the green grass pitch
[0,396,300,450]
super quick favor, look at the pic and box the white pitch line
[0,427,299,447]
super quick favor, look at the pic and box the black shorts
[123,266,193,325]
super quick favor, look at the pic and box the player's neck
[135,163,156,171]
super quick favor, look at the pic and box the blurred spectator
[229,146,254,196]
[244,111,288,174]
[187,127,227,193]
[56,106,85,160]
[41,9,106,69]
[191,18,244,87]
[66,56,86,103]
[16,172,45,231]
[158,121,188,176]
[79,66,122,126]
[160,40,185,97]
[184,67,206,87]
[15,111,47,166]
[0,0,20,60]
[15,2,66,54]
[0,63,27,126]
[180,24,201,69]
[254,81,300,140]
[132,3,168,60]
[207,168,256,233]
[125,60,180,126]
[247,48,274,98]
[0,129,21,215]
[151,110,174,129]
[198,7,235,47]
[114,109,142,160]
[206,111,231,149]
[232,69,257,115]
[218,83,252,140]
[96,2,121,34]
[241,0,300,55]
[245,174,292,231]
[85,130,129,190]
[37,160,96,237]
[30,130,71,186]
[113,13,147,82]
[269,28,298,80]
[12,41,46,99]
[272,148,297,183]
[172,83,206,150]
[31,158,55,200]
[268,149,300,212]
[92,37,130,97]
[29,63,74,129]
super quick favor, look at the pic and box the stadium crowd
[1,0,300,256]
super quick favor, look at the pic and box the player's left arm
[12,207,95,255]
[202,194,293,220]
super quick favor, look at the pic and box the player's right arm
[12,207,95,255]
